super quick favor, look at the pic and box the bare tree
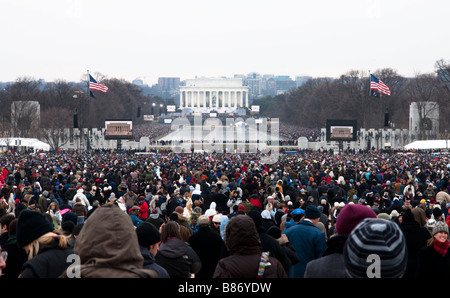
[435,59,450,90]
[11,100,41,137]
[406,73,441,140]
[39,107,72,151]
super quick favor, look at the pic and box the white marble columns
[179,89,249,109]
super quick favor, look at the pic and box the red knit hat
[335,204,377,235]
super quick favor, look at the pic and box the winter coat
[138,201,149,221]
[47,209,62,230]
[146,213,164,230]
[191,184,202,202]
[155,237,201,278]
[3,234,28,279]
[123,191,138,207]
[249,195,262,209]
[304,234,349,278]
[212,192,229,214]
[60,204,158,278]
[166,196,180,216]
[411,203,427,227]
[188,225,227,278]
[416,242,450,278]
[72,189,90,207]
[213,215,287,278]
[38,194,52,212]
[139,246,170,278]
[436,191,450,204]
[20,241,74,278]
[71,203,87,218]
[285,219,327,278]
[400,209,432,278]
[250,214,289,273]
[130,214,143,227]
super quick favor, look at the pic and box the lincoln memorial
[179,77,249,113]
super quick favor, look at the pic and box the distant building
[274,76,296,95]
[132,78,144,86]
[179,77,249,113]
[132,77,180,100]
[409,101,439,139]
[158,77,180,91]
[157,77,180,100]
[295,76,312,87]
[244,72,262,101]
[264,79,277,97]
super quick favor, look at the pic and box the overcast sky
[1,0,448,84]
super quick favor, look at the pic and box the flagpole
[365,70,371,129]
[87,70,90,95]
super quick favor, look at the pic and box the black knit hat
[16,210,55,248]
[433,207,443,219]
[266,225,282,239]
[343,218,407,278]
[305,205,321,219]
[136,222,160,248]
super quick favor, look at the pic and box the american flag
[370,74,390,96]
[89,74,108,92]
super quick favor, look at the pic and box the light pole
[152,103,156,120]
[73,90,85,151]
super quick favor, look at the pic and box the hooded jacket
[72,189,90,207]
[60,204,157,278]
[213,215,287,278]
[411,203,427,227]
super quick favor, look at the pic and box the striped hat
[343,218,407,278]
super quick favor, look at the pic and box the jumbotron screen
[104,119,133,140]
[326,119,357,142]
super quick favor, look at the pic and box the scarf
[433,239,450,257]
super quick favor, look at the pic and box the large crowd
[131,122,321,145]
[278,123,321,143]
[0,148,449,278]
[133,123,172,143]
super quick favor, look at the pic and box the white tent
[404,139,449,150]
[0,138,51,151]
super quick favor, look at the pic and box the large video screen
[105,119,133,140]
[326,119,357,142]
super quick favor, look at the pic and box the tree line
[0,75,164,137]
[253,60,450,136]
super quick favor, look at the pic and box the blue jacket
[285,219,327,278]
[130,214,143,227]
